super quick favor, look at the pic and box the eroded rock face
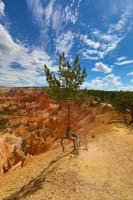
[0,134,25,174]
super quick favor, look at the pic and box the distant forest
[88,90,133,124]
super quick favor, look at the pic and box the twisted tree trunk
[61,104,80,154]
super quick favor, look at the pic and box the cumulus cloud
[0,24,52,68]
[92,62,112,73]
[91,78,103,86]
[83,77,104,89]
[0,67,46,87]
[0,24,55,86]
[0,0,5,17]
[83,73,122,90]
[103,74,122,86]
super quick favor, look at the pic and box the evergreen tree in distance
[44,52,87,153]
[112,92,133,125]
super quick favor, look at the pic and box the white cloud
[80,49,104,60]
[91,78,103,86]
[64,4,79,24]
[80,32,122,60]
[118,85,133,91]
[80,6,133,60]
[52,2,79,32]
[103,74,122,86]
[83,77,104,89]
[0,0,5,17]
[27,0,80,31]
[83,73,122,90]
[45,0,56,26]
[92,62,112,73]
[56,31,74,55]
[92,30,112,42]
[101,38,121,55]
[80,52,100,61]
[27,1,133,62]
[116,56,127,62]
[52,5,62,31]
[127,72,133,76]
[1,0,76,86]
[0,24,55,86]
[0,24,52,69]
[131,79,133,83]
[27,0,80,55]
[115,60,133,66]
[80,34,100,49]
[27,0,44,26]
[0,67,46,86]
[109,6,133,33]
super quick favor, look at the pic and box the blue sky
[0,0,133,90]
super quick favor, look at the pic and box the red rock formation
[0,134,25,174]
[0,87,120,175]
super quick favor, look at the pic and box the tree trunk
[67,105,79,153]
[60,104,79,154]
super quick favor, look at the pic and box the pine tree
[44,52,87,153]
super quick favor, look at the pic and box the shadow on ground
[3,152,70,200]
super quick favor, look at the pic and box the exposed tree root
[60,129,80,154]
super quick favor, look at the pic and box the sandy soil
[0,124,133,200]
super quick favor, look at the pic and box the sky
[0,0,133,90]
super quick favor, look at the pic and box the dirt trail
[0,124,133,200]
